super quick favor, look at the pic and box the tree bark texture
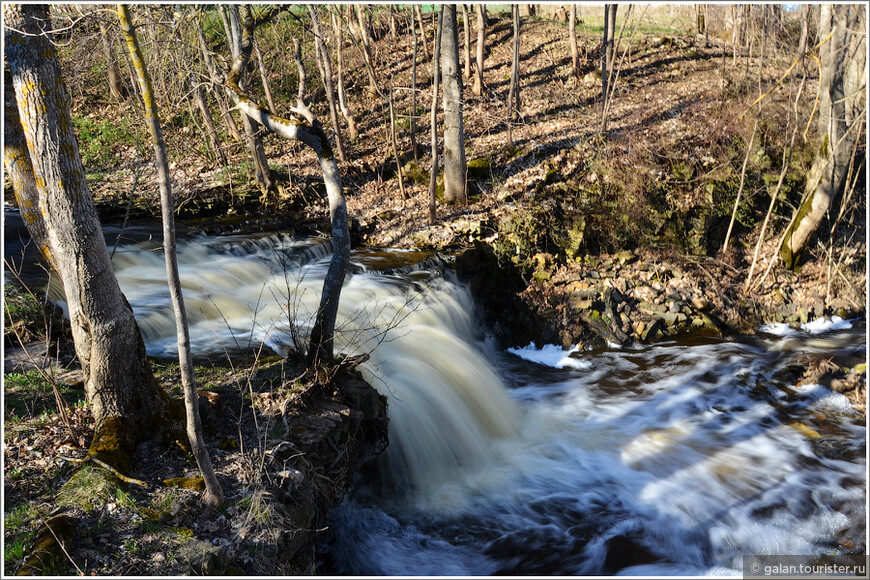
[117,3,224,507]
[440,5,467,205]
[780,4,866,269]
[224,47,350,366]
[4,3,173,464]
[4,70,52,267]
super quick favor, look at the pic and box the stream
[5,215,866,575]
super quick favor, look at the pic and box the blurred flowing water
[12,220,866,576]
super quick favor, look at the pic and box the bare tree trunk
[601,4,617,131]
[428,7,444,225]
[5,3,175,467]
[461,4,472,79]
[118,4,223,507]
[225,56,350,365]
[309,5,346,163]
[416,4,430,61]
[253,39,278,116]
[411,19,419,160]
[331,7,358,140]
[389,90,407,200]
[293,37,307,106]
[780,4,866,269]
[472,4,486,96]
[507,5,521,147]
[569,5,580,78]
[4,70,52,265]
[440,5,467,205]
[224,6,274,194]
[797,3,810,75]
[99,19,126,101]
[195,9,242,142]
[356,5,379,99]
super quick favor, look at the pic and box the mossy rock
[402,161,430,185]
[163,476,205,491]
[467,157,492,179]
[57,465,123,512]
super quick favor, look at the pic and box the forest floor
[4,14,867,576]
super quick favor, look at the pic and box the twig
[722,114,760,252]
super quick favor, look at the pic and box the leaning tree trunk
[225,27,350,367]
[5,3,175,469]
[117,3,224,507]
[780,4,866,269]
[440,5,467,205]
[472,4,485,96]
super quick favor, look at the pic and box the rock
[604,534,659,572]
[614,250,637,265]
[641,318,665,342]
[691,297,710,311]
[178,539,230,575]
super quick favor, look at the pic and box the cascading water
[48,231,866,575]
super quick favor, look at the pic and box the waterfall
[96,234,521,494]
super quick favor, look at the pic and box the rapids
[42,232,868,575]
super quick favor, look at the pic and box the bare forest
[3,3,866,576]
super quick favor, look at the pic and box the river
[6,217,866,576]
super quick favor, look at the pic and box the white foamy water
[81,234,865,576]
[506,342,592,369]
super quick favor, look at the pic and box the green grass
[3,370,85,422]
[72,115,143,168]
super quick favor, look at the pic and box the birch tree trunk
[195,9,242,142]
[601,4,618,130]
[440,5,467,205]
[117,4,223,507]
[5,3,175,468]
